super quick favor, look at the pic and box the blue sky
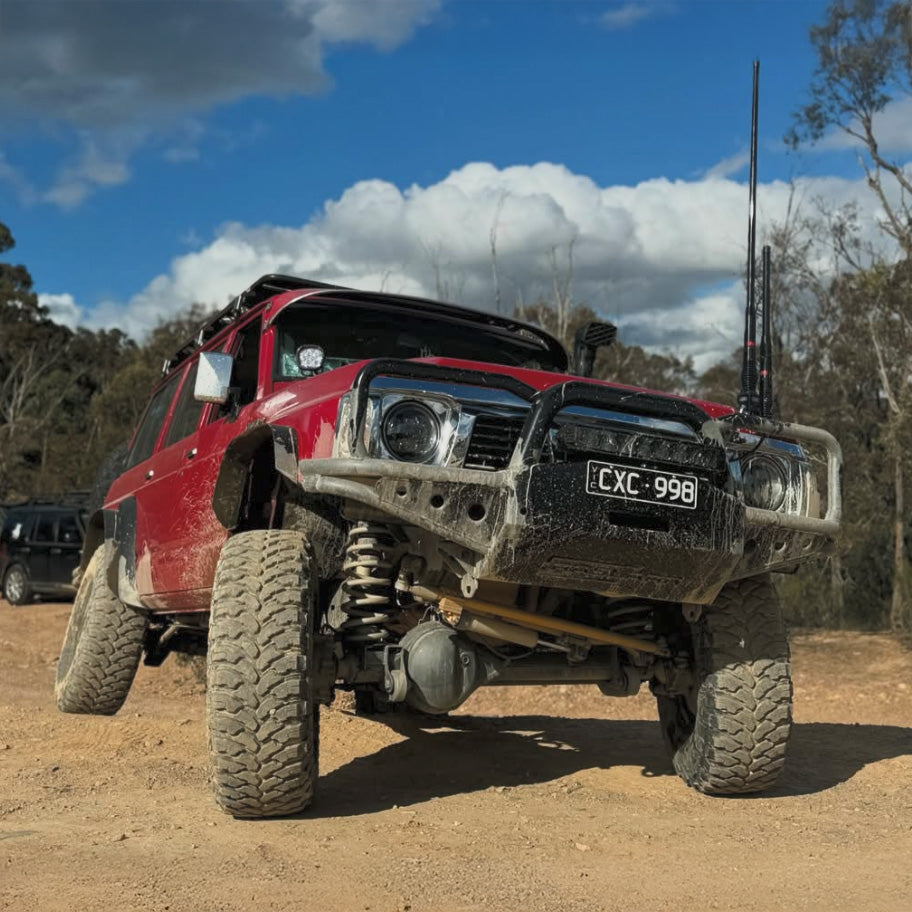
[0,0,897,367]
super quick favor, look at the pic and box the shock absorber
[340,523,397,645]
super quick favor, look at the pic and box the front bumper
[293,361,842,605]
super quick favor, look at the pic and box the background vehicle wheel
[656,575,792,795]
[55,547,147,715]
[3,564,32,605]
[207,529,320,818]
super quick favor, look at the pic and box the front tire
[206,529,320,818]
[657,576,792,795]
[3,564,32,605]
[55,547,146,714]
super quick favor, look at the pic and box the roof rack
[162,275,352,375]
[160,272,567,377]
[3,491,90,510]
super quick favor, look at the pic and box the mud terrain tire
[206,529,319,818]
[55,547,146,715]
[657,575,792,795]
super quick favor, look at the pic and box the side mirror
[573,321,617,378]
[295,344,325,374]
[195,352,234,404]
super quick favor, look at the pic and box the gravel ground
[1,601,910,912]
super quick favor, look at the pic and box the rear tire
[3,564,32,606]
[55,547,146,715]
[206,529,320,818]
[656,575,792,795]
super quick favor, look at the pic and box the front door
[144,316,264,610]
[48,511,82,586]
[27,512,56,588]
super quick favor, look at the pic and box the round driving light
[741,455,788,511]
[382,401,440,462]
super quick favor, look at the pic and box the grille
[464,414,525,470]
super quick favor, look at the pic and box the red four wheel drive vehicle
[55,273,842,818]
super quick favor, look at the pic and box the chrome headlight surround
[333,390,465,465]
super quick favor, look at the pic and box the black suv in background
[0,496,88,605]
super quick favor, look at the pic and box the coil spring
[340,523,397,645]
[603,601,654,641]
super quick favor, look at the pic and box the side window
[232,318,262,408]
[126,373,181,469]
[33,514,55,543]
[163,361,205,447]
[208,317,262,423]
[58,513,82,545]
[2,515,21,544]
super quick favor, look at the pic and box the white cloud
[0,0,440,205]
[67,159,894,372]
[814,96,912,154]
[43,135,134,209]
[600,1,675,31]
[305,0,439,50]
[0,150,36,205]
[619,284,744,372]
[38,293,83,328]
[702,149,750,180]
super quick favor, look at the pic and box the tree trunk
[890,449,909,632]
[829,552,845,627]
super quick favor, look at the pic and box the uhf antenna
[758,244,774,417]
[738,60,761,415]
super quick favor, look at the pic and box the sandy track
[1,601,910,912]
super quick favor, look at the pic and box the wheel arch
[212,422,299,530]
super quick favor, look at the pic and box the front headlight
[728,435,819,518]
[381,400,441,463]
[333,390,461,464]
[741,454,788,511]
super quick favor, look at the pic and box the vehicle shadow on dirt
[312,715,912,816]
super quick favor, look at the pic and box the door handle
[186,447,197,460]
[145,469,155,480]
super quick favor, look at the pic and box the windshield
[273,303,564,379]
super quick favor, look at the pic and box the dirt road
[1,601,910,912]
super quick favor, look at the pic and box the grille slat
[464,414,525,470]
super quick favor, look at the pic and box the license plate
[586,460,699,510]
